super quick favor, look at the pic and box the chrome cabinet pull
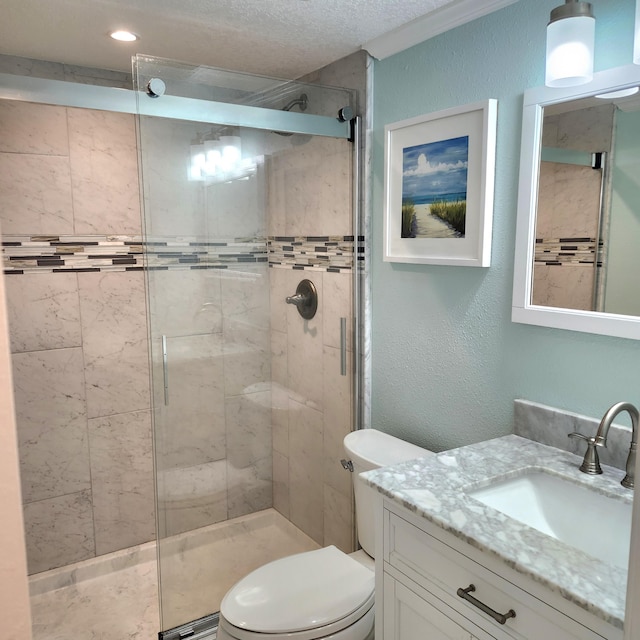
[162,335,169,406]
[456,584,516,625]
[340,317,347,376]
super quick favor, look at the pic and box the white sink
[467,470,632,569]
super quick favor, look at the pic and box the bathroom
[2,0,640,638]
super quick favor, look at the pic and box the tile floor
[29,509,320,640]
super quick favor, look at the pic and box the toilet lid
[220,546,375,633]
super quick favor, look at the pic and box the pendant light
[546,0,595,87]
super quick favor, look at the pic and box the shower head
[273,93,309,137]
[282,93,308,113]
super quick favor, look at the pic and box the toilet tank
[343,429,433,557]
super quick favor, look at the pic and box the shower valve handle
[286,293,306,306]
[286,279,318,320]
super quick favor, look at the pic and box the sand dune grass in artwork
[429,200,466,235]
[401,201,417,238]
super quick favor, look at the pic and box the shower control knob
[146,78,166,98]
[286,279,318,320]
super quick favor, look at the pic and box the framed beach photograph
[383,99,497,266]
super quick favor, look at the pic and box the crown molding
[362,0,520,60]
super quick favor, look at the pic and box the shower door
[134,56,359,633]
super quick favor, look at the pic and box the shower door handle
[340,318,347,376]
[162,335,169,406]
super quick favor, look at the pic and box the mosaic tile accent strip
[268,235,358,271]
[534,237,603,266]
[3,235,362,274]
[2,235,267,274]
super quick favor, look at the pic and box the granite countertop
[361,434,631,629]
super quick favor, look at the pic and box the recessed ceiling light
[109,30,139,42]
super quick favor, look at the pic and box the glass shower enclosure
[134,56,360,633]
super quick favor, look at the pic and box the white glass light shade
[546,15,595,87]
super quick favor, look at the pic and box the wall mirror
[513,64,640,340]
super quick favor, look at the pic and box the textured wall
[371,0,640,453]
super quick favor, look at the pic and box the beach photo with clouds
[400,135,469,239]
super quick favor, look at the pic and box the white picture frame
[383,99,497,267]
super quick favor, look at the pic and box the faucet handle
[568,432,603,475]
[568,432,592,443]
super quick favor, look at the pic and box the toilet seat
[219,546,375,640]
[218,596,374,640]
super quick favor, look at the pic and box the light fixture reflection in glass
[545,1,595,88]
[189,135,257,181]
[204,140,222,176]
[189,143,206,181]
[109,30,138,42]
[218,136,242,171]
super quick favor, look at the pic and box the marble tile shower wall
[148,263,275,539]
[0,99,155,574]
[0,101,155,573]
[534,105,614,311]
[267,136,355,553]
[0,99,281,572]
[0,71,357,573]
[138,116,275,541]
[137,114,357,551]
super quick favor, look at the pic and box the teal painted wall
[371,0,640,451]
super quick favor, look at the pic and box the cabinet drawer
[384,510,605,640]
[383,572,495,640]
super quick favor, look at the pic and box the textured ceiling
[1,0,460,78]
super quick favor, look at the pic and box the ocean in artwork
[401,135,469,239]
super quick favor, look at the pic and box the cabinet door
[383,574,477,640]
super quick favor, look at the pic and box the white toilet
[217,429,433,640]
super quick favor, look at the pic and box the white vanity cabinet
[377,500,622,640]
[383,571,497,640]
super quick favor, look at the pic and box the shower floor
[28,509,320,640]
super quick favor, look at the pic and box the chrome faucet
[593,401,639,489]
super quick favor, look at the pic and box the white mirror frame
[513,63,640,340]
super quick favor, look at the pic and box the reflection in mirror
[513,64,640,339]
[534,94,640,315]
